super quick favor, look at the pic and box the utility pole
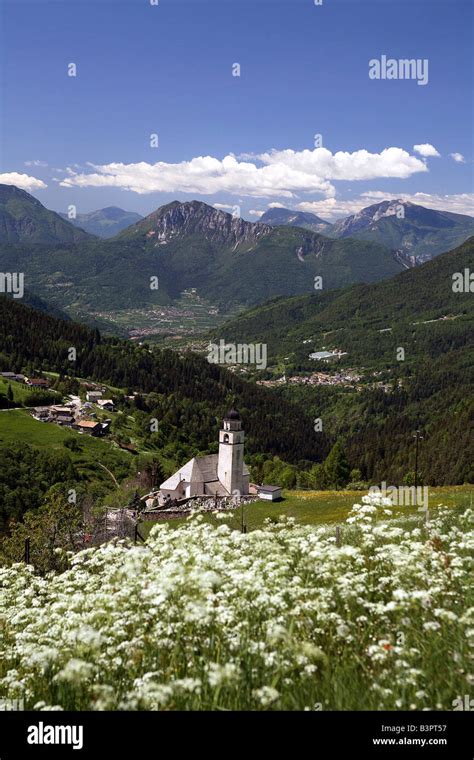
[241,499,246,534]
[24,537,30,565]
[413,430,424,490]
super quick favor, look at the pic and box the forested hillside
[211,239,474,485]
[215,237,474,368]
[0,297,324,465]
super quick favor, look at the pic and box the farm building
[1,372,25,382]
[50,406,75,425]
[73,420,102,436]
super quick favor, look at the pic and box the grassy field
[0,408,133,480]
[139,485,473,537]
[0,378,46,405]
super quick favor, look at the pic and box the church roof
[204,481,230,496]
[159,457,198,490]
[194,454,219,482]
[160,453,249,491]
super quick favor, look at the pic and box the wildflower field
[140,485,474,535]
[0,497,472,711]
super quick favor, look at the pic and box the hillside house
[97,399,114,411]
[73,420,102,436]
[1,372,25,383]
[25,377,50,388]
[86,390,103,402]
[50,406,75,425]
[31,406,51,421]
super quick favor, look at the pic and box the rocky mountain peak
[131,200,272,249]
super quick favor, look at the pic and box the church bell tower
[218,409,245,496]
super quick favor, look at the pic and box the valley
[83,289,240,342]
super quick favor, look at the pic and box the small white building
[257,485,283,501]
[97,399,114,411]
[309,351,337,361]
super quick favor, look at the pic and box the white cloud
[0,172,47,191]
[267,202,287,209]
[296,198,371,220]
[450,152,466,164]
[413,143,440,158]
[248,209,264,217]
[57,146,428,199]
[213,203,234,211]
[24,160,48,168]
[257,147,428,181]
[297,191,474,220]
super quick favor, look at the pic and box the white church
[156,409,250,504]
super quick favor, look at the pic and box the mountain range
[0,187,403,317]
[262,200,474,265]
[0,184,472,325]
[59,206,143,238]
[329,199,474,265]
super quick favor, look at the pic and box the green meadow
[0,378,41,404]
[139,484,473,537]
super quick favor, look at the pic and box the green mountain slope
[210,238,474,485]
[0,185,93,244]
[214,237,474,367]
[2,290,69,320]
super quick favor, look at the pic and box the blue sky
[1,0,472,220]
